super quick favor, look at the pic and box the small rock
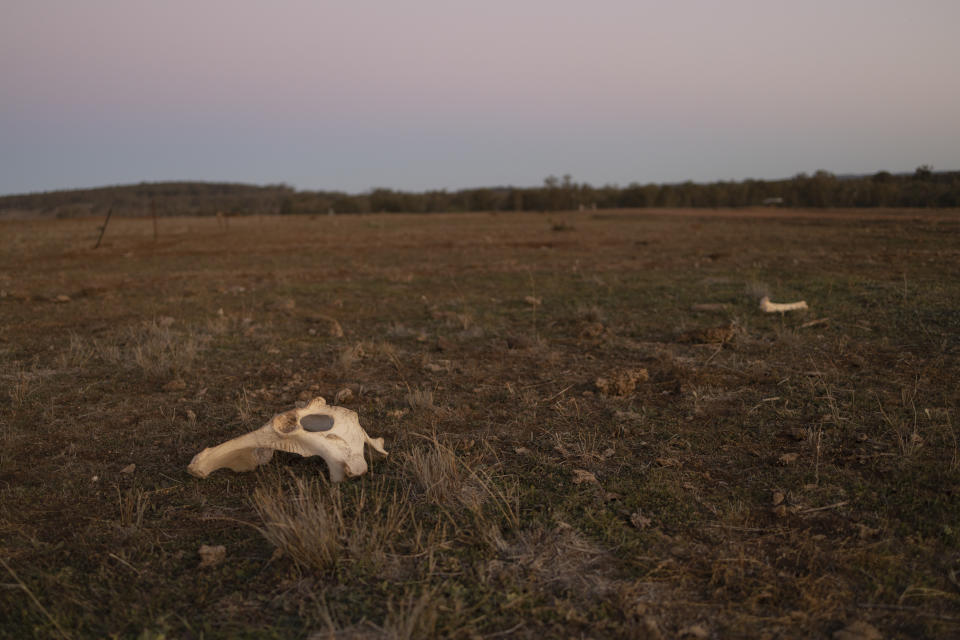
[120,464,136,474]
[579,322,605,339]
[335,387,354,404]
[857,524,880,539]
[198,544,226,568]
[772,491,785,506]
[164,379,187,392]
[524,296,542,306]
[572,469,598,484]
[55,294,71,303]
[679,623,710,639]
[833,621,882,640]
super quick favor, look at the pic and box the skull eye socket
[300,413,335,432]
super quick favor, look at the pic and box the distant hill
[0,182,295,219]
[2,169,958,219]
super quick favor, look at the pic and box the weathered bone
[759,296,808,313]
[187,397,387,482]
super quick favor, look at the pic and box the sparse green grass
[0,209,958,638]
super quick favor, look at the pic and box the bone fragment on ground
[690,303,730,312]
[187,396,387,482]
[759,296,808,313]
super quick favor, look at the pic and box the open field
[1,208,959,639]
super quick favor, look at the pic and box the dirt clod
[163,378,187,392]
[833,621,882,640]
[198,545,226,568]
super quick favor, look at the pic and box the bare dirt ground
[1,209,958,639]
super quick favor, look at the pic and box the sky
[2,0,959,196]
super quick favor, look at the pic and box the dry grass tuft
[402,436,465,507]
[127,319,207,378]
[235,387,255,424]
[504,524,618,599]
[116,486,150,529]
[402,436,519,550]
[6,366,32,409]
[380,588,441,640]
[54,332,96,370]
[252,474,411,574]
[405,387,435,412]
[338,342,373,370]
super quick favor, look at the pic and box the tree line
[1,167,957,219]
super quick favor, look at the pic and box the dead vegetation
[252,474,412,574]
[1,209,958,638]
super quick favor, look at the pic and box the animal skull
[187,396,387,482]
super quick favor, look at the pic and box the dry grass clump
[5,365,33,409]
[116,486,150,529]
[127,318,208,378]
[402,436,464,507]
[500,524,619,601]
[675,322,740,344]
[57,317,210,380]
[53,332,97,370]
[307,587,444,640]
[574,304,605,324]
[401,436,519,551]
[338,341,397,372]
[595,367,649,396]
[380,588,442,640]
[551,428,613,463]
[252,474,411,574]
[337,342,366,370]
[405,387,435,412]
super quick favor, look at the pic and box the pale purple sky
[2,0,958,195]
